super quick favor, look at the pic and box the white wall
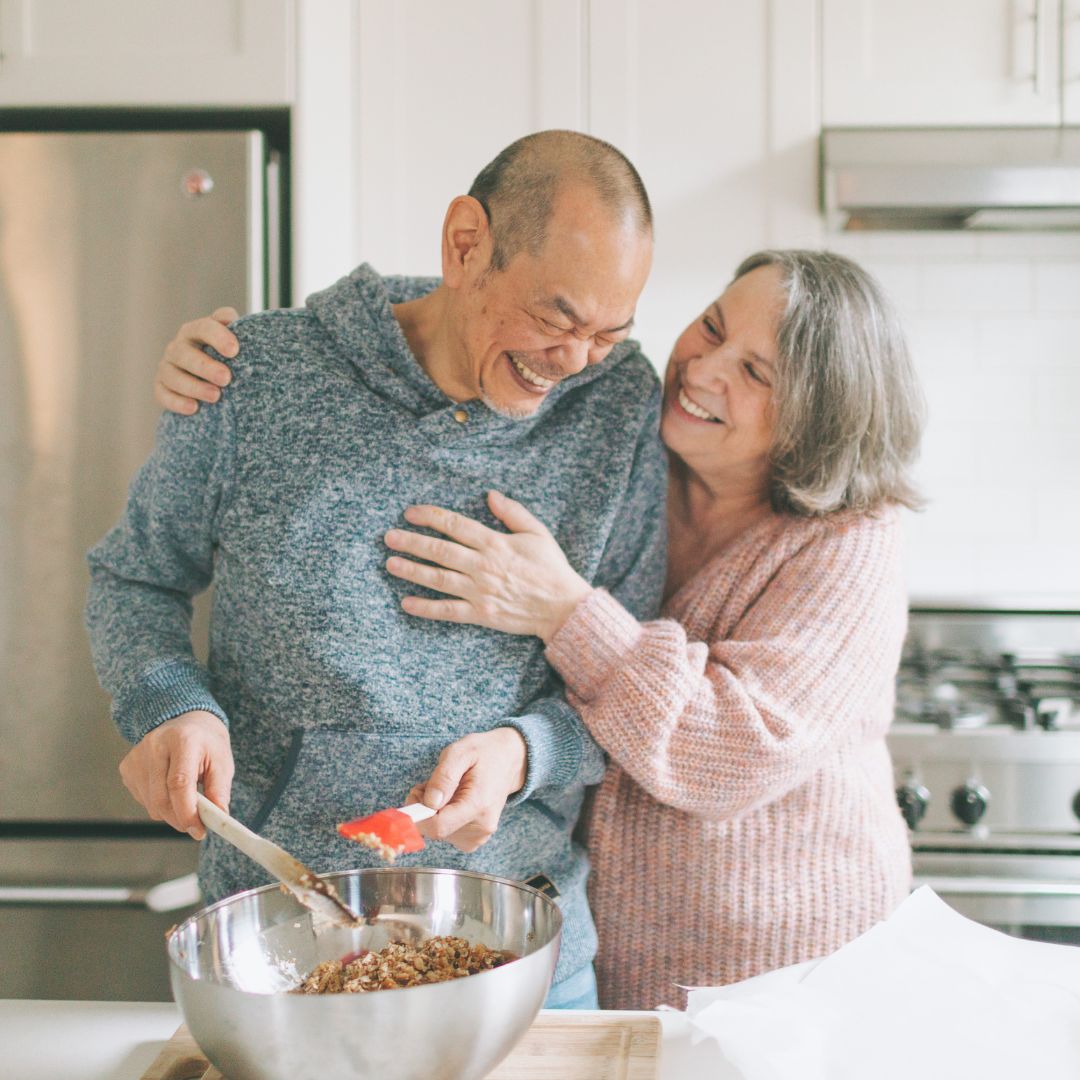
[294,0,1080,608]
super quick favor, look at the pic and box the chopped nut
[344,830,403,863]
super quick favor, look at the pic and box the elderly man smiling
[85,130,665,1009]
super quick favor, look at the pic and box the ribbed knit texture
[545,508,912,1009]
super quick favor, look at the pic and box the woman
[155,250,925,1010]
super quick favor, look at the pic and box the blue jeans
[543,963,599,1010]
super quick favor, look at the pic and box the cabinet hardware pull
[1033,0,1045,96]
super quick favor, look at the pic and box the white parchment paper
[676,886,1080,1079]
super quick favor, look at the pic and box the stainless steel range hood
[822,128,1080,231]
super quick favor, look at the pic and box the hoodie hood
[305,263,643,426]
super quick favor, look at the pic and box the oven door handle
[0,885,142,905]
[916,875,1080,898]
[0,872,201,911]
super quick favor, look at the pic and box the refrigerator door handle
[0,872,201,911]
[144,871,201,912]
[0,885,140,906]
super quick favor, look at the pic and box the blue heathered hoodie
[85,264,667,983]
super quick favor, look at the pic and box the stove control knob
[896,782,930,830]
[951,782,990,826]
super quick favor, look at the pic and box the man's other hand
[118,710,233,840]
[155,308,239,415]
[406,728,528,853]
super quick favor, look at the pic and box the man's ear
[441,195,491,288]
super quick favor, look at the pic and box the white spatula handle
[398,803,437,824]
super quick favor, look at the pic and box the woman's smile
[674,384,723,423]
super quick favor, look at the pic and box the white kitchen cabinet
[349,0,586,283]
[823,0,1066,126]
[1064,0,1080,120]
[339,0,822,366]
[0,0,294,106]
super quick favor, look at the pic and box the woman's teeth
[510,354,556,390]
[678,387,719,422]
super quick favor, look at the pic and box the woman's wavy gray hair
[734,249,925,516]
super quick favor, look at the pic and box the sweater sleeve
[84,391,237,745]
[505,376,668,801]
[543,514,906,818]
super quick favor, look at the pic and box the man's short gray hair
[468,130,652,272]
[734,249,925,516]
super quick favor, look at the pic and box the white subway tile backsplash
[914,425,983,486]
[885,244,1077,604]
[920,372,1032,426]
[1034,375,1080,428]
[921,261,1033,314]
[903,535,991,600]
[906,535,1080,601]
[1035,489,1080,537]
[976,317,1080,373]
[976,543,1080,596]
[906,316,978,373]
[859,261,922,313]
[911,486,1036,543]
[1035,262,1080,313]
[980,432,1080,486]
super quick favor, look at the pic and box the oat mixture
[343,829,404,863]
[295,936,517,994]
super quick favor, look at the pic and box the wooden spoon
[196,793,362,928]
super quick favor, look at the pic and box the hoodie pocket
[253,727,450,872]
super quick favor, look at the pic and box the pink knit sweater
[545,508,912,1010]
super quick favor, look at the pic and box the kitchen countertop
[0,999,713,1080]
[1,999,183,1080]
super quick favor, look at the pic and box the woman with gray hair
[381,249,925,1009]
[155,249,925,1011]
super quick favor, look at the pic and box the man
[86,130,664,1008]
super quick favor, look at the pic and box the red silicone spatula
[337,802,437,862]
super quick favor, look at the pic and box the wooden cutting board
[141,1012,661,1080]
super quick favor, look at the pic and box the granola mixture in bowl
[296,936,518,994]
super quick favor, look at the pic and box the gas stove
[897,651,1079,733]
[887,609,1080,942]
[889,610,1080,837]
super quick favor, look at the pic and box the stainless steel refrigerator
[0,128,284,1000]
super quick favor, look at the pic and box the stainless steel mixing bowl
[167,867,562,1080]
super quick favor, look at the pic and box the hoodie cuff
[544,588,644,703]
[501,703,584,804]
[113,659,229,744]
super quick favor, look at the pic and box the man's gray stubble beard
[480,387,536,420]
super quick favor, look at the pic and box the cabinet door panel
[1063,0,1080,120]
[0,0,293,105]
[352,0,585,278]
[824,0,1061,126]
